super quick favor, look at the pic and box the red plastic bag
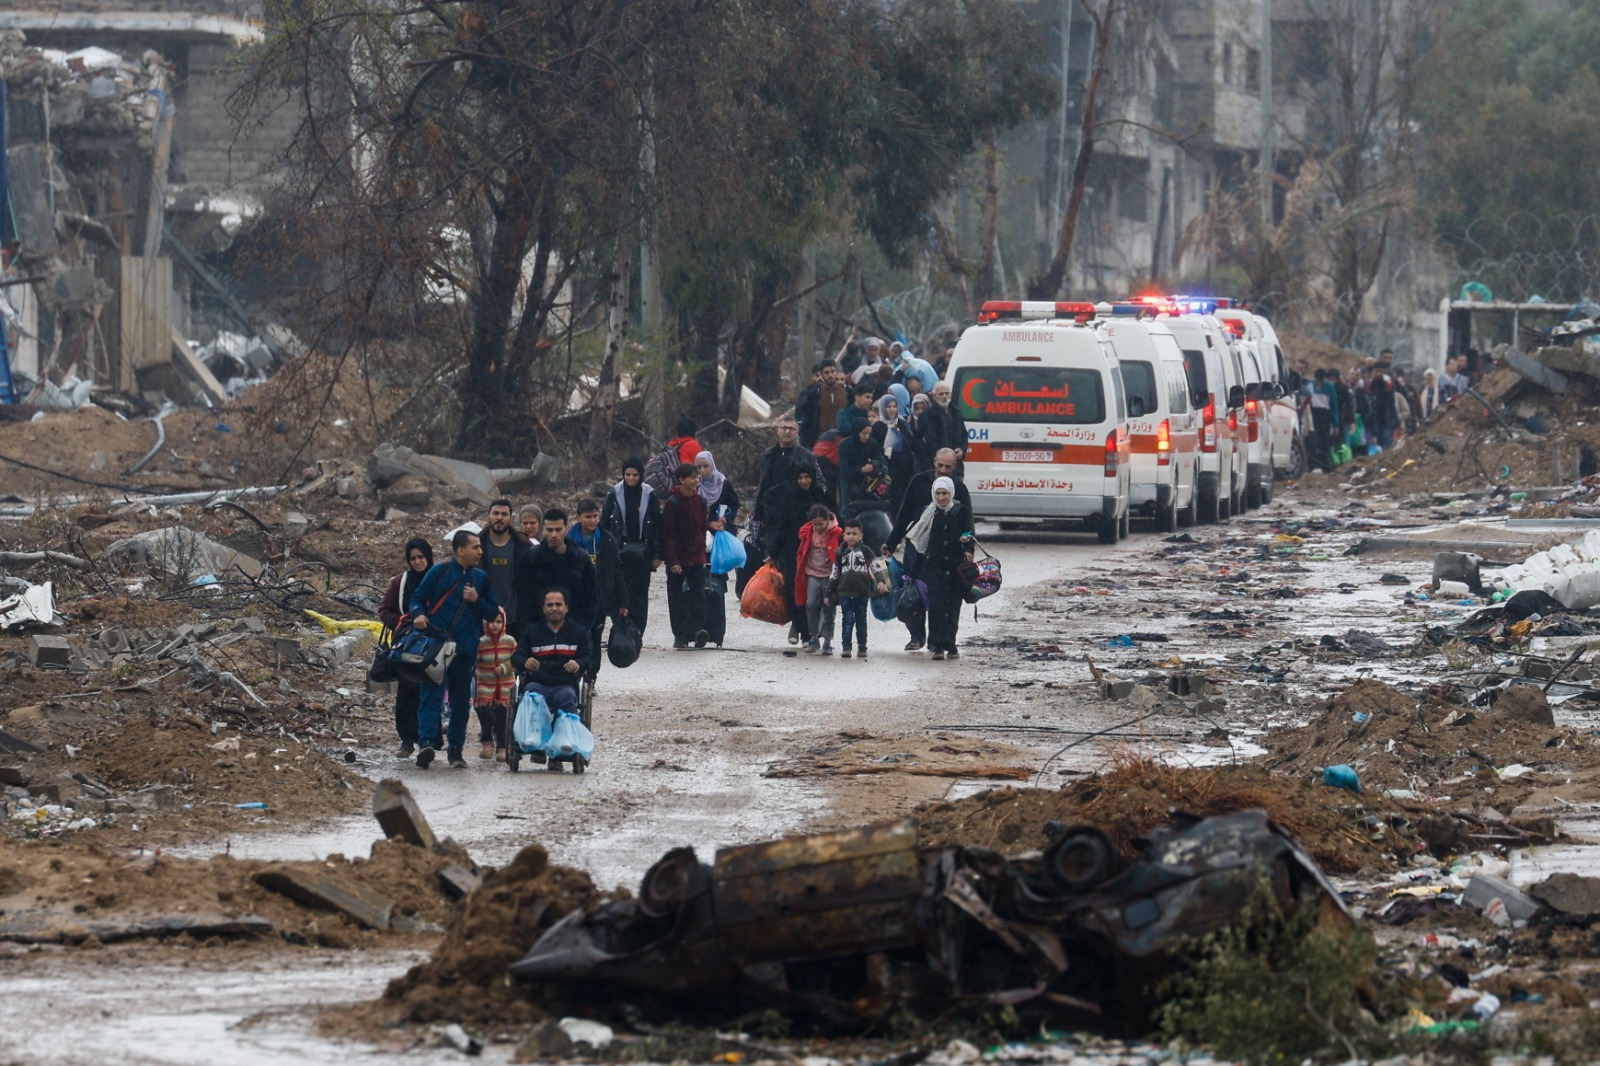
[739,561,789,625]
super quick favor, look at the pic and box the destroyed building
[0,5,292,409]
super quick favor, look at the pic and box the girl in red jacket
[794,504,841,655]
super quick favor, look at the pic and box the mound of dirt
[377,843,617,1028]
[1,706,369,843]
[1260,681,1600,810]
[916,760,1390,874]
[0,834,468,948]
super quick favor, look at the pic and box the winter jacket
[828,542,879,600]
[838,431,888,513]
[513,544,598,638]
[886,471,972,554]
[703,480,741,532]
[409,560,499,656]
[668,435,704,465]
[601,480,663,561]
[752,444,824,523]
[568,526,625,620]
[379,567,427,630]
[759,478,826,564]
[917,402,969,459]
[661,488,709,569]
[513,620,592,687]
[474,632,517,707]
[793,519,842,607]
[915,503,976,577]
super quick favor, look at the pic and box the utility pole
[1258,0,1274,227]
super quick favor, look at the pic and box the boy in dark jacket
[824,518,886,659]
[570,497,625,680]
[661,463,710,648]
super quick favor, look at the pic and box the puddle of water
[0,950,495,1066]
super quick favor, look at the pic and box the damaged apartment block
[0,11,292,411]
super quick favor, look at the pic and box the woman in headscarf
[875,387,918,519]
[600,457,663,635]
[760,464,827,645]
[906,476,974,661]
[837,411,888,521]
[378,536,433,756]
[695,450,740,531]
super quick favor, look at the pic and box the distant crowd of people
[1300,347,1486,472]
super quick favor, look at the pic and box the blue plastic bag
[710,529,747,575]
[871,556,904,621]
[513,689,553,753]
[545,710,595,761]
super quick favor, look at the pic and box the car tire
[1158,493,1178,533]
[1285,436,1307,480]
[1246,480,1262,510]
[1218,482,1232,521]
[1096,515,1118,544]
[1262,469,1275,504]
[1198,483,1219,524]
[1177,486,1197,528]
[1118,507,1130,539]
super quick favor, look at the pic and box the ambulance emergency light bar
[977,301,1099,323]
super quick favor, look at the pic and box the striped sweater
[474,634,517,707]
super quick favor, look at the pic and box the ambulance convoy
[945,296,1300,541]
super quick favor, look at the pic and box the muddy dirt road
[171,522,1156,890]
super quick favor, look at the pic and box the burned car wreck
[513,810,1349,1031]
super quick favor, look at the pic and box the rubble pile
[917,758,1390,873]
[376,843,611,1028]
[0,781,471,947]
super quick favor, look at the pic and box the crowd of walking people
[1301,347,1484,472]
[375,336,977,769]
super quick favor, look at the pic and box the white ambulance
[947,302,1133,544]
[1094,309,1199,532]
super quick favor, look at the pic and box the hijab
[695,450,726,507]
[877,391,909,458]
[399,537,433,610]
[906,476,957,553]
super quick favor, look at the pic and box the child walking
[795,504,841,655]
[825,518,885,659]
[474,608,516,760]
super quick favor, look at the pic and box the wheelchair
[505,673,593,774]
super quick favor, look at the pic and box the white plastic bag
[513,689,553,753]
[545,710,595,761]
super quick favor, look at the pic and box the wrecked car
[512,810,1349,1031]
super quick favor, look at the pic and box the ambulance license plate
[1001,449,1053,463]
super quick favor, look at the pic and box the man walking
[883,448,970,652]
[752,418,824,539]
[570,497,624,680]
[514,507,597,642]
[918,382,968,477]
[481,499,529,624]
[408,528,499,769]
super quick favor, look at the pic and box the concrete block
[372,779,437,849]
[1099,679,1136,700]
[321,629,374,665]
[232,617,268,635]
[98,628,130,655]
[130,785,177,810]
[1463,872,1543,923]
[253,866,394,930]
[0,766,32,787]
[437,864,482,900]
[283,511,311,540]
[257,636,300,661]
[27,636,72,667]
[334,477,357,499]
[1529,873,1600,916]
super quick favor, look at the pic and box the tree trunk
[975,135,1000,302]
[588,230,633,457]
[1029,0,1112,301]
[460,193,535,454]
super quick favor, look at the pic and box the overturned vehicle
[513,811,1349,1031]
